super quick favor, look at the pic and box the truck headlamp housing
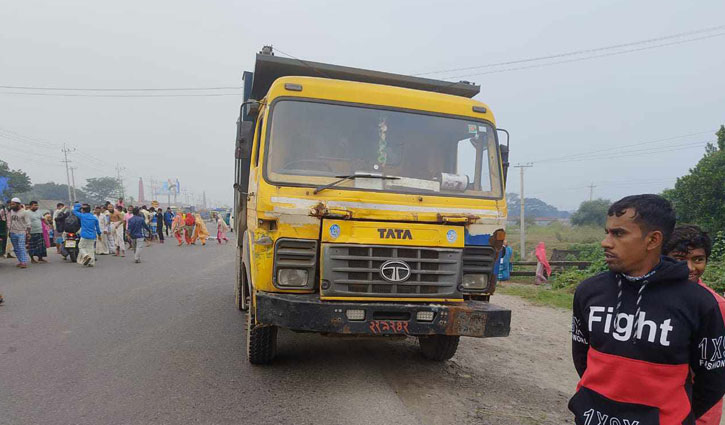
[277,269,309,287]
[273,238,317,290]
[461,274,489,290]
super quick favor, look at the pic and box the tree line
[0,163,124,206]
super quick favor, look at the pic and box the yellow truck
[234,47,511,364]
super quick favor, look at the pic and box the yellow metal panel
[266,76,497,125]
[321,219,463,248]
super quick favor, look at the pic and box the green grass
[506,223,602,259]
[497,283,574,310]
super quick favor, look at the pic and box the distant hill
[505,193,571,219]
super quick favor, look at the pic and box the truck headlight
[277,269,309,287]
[461,274,489,290]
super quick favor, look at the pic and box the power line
[440,31,725,80]
[0,91,241,98]
[543,141,710,164]
[0,85,240,92]
[415,24,725,77]
[528,130,715,164]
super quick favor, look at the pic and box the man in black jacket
[570,194,725,425]
[53,203,68,255]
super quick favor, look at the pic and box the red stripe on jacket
[579,347,690,425]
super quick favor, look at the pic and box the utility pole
[588,183,596,201]
[70,166,78,203]
[514,163,533,260]
[115,164,126,200]
[61,144,75,203]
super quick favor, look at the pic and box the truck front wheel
[418,335,459,361]
[247,310,278,365]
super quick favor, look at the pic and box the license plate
[64,240,76,248]
[368,320,410,334]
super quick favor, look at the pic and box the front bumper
[255,292,511,337]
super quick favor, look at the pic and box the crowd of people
[1,197,231,270]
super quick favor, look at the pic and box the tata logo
[377,228,413,240]
[380,260,412,282]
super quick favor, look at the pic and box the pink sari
[41,220,51,248]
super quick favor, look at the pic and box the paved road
[0,230,576,425]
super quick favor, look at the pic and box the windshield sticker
[468,124,477,134]
[478,126,487,132]
[377,117,388,167]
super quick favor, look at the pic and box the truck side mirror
[497,128,510,186]
[236,121,254,159]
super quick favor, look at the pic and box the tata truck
[234,47,511,364]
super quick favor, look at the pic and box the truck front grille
[321,244,462,298]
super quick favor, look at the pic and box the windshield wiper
[313,173,400,194]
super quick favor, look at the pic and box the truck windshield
[265,100,503,198]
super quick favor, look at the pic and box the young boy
[665,225,723,425]
[664,225,711,284]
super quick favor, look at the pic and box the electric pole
[61,144,75,203]
[588,183,596,201]
[514,163,533,260]
[70,166,78,203]
[115,164,126,200]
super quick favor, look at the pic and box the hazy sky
[1,0,723,210]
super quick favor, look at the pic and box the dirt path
[380,294,579,425]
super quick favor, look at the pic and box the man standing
[107,203,125,257]
[52,202,66,254]
[163,207,174,236]
[127,207,151,263]
[7,198,30,268]
[26,201,48,263]
[94,206,109,255]
[155,208,165,243]
[570,195,725,424]
[72,202,101,267]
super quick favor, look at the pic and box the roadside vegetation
[500,126,725,309]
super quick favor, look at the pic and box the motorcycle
[61,232,80,263]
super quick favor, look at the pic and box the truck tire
[247,310,277,365]
[418,335,460,361]
[234,249,249,311]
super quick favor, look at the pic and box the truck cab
[234,48,511,364]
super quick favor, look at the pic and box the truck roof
[248,53,480,100]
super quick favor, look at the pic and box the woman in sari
[191,213,209,246]
[171,213,184,246]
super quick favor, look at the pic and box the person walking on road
[183,212,196,245]
[7,198,31,268]
[171,213,184,246]
[107,204,125,257]
[163,207,174,236]
[191,213,209,245]
[52,202,66,254]
[127,207,151,263]
[216,214,229,244]
[94,206,110,255]
[72,202,102,267]
[569,194,725,424]
[26,201,48,263]
[155,208,165,243]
